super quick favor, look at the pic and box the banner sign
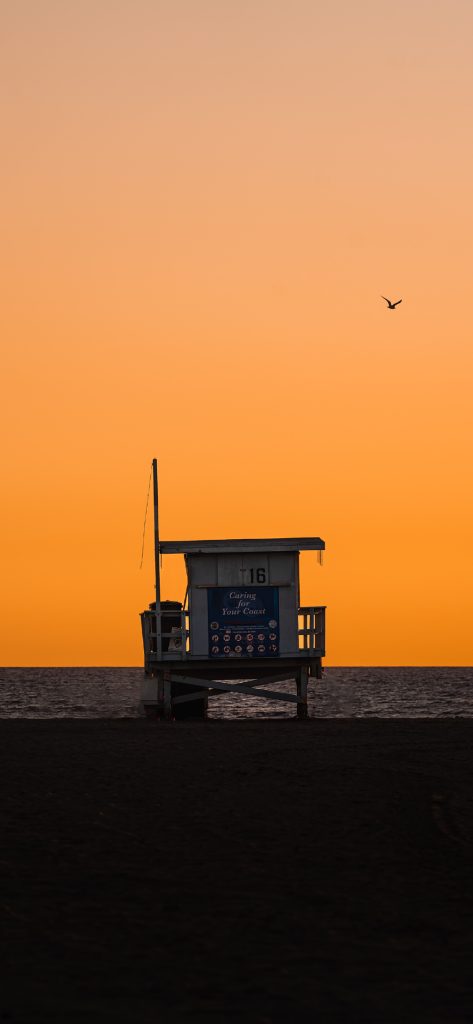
[207,587,280,658]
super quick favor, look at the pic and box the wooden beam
[147,654,324,671]
[241,672,296,687]
[173,687,300,705]
[170,671,296,687]
[170,673,298,706]
[170,675,300,704]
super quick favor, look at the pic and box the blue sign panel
[207,587,280,658]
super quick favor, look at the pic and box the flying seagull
[381,296,402,309]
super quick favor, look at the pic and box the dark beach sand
[1,719,472,1023]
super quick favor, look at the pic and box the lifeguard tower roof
[160,537,325,554]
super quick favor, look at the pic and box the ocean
[0,666,471,718]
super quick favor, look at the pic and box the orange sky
[1,1,472,665]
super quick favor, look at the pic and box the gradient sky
[1,0,472,665]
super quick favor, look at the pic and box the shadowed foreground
[1,720,472,1023]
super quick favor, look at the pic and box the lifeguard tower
[140,461,326,718]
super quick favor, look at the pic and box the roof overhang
[160,537,325,555]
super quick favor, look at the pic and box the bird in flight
[381,296,402,309]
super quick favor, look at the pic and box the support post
[152,458,162,660]
[157,669,164,707]
[297,665,309,719]
[163,669,172,720]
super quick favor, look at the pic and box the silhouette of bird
[381,296,402,309]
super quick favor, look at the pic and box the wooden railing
[141,605,325,662]
[141,609,189,662]
[298,606,326,655]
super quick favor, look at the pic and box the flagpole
[152,458,161,659]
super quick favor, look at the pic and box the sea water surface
[0,667,472,718]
